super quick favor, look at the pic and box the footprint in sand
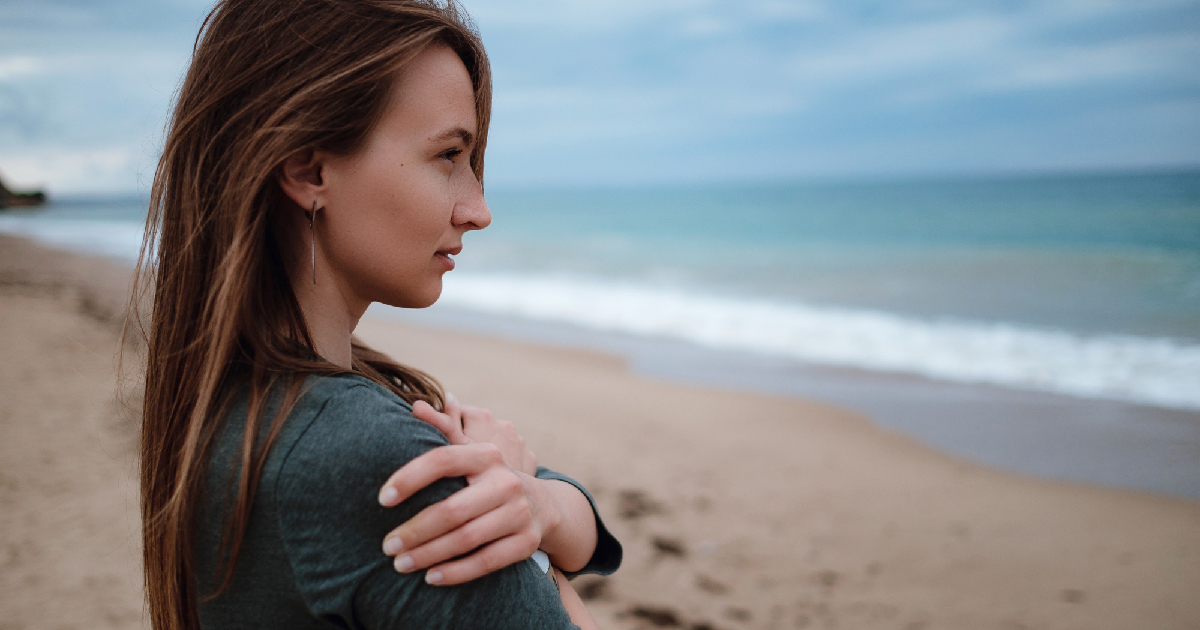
[573,576,611,602]
[651,535,687,558]
[624,604,724,630]
[695,574,729,595]
[618,489,666,520]
[1061,588,1086,603]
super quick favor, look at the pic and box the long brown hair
[128,1,491,628]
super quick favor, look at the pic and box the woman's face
[315,44,490,310]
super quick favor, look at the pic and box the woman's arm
[533,477,599,572]
[377,398,600,584]
[271,383,580,629]
[554,567,601,630]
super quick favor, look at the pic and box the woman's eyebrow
[430,127,474,146]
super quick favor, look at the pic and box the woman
[132,1,620,628]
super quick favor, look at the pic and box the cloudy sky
[1,0,1197,194]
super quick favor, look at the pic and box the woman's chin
[381,282,442,310]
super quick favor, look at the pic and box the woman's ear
[277,149,325,209]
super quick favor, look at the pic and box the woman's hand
[428,393,538,476]
[378,397,600,585]
[377,436,552,585]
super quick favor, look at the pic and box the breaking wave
[439,272,1200,411]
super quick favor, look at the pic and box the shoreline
[3,233,1200,629]
[373,302,1200,501]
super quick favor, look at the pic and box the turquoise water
[3,170,1199,408]
[470,171,1200,341]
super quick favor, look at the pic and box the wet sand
[2,233,1199,630]
[380,304,1200,501]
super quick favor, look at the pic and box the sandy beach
[2,233,1198,630]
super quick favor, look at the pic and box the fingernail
[383,538,403,555]
[425,570,443,584]
[395,555,414,572]
[379,487,398,506]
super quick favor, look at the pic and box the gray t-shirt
[195,373,621,629]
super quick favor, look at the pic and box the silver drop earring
[304,200,320,285]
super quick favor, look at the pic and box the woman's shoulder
[209,372,447,496]
[281,373,447,477]
[251,371,459,553]
[300,372,412,414]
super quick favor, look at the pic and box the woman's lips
[435,246,461,270]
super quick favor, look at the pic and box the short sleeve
[275,382,578,630]
[535,467,623,578]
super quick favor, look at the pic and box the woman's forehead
[382,45,478,139]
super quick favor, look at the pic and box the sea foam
[439,272,1200,411]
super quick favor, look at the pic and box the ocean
[2,171,1198,412]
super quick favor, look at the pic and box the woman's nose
[454,173,492,230]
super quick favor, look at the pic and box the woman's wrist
[532,477,598,573]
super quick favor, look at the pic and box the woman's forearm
[535,478,599,573]
[554,567,600,630]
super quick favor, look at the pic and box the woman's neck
[291,272,363,369]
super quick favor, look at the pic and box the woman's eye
[440,148,464,162]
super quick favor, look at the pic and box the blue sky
[1,0,1198,193]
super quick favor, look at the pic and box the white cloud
[0,56,43,80]
[748,0,826,22]
[784,16,1016,82]
[0,145,147,194]
[678,16,729,37]
[979,33,1200,91]
[1046,0,1196,19]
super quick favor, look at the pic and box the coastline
[374,303,1200,501]
[2,233,1199,629]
